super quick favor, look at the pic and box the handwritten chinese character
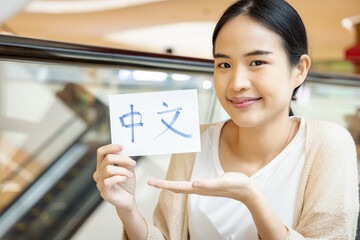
[155,102,192,139]
[119,104,143,143]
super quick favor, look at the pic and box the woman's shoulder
[305,118,354,144]
[200,123,214,134]
[200,121,228,135]
[303,119,357,190]
[304,118,356,161]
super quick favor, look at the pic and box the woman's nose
[230,68,251,91]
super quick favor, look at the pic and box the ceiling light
[341,15,360,30]
[118,69,133,81]
[133,70,167,82]
[341,18,353,30]
[171,74,191,81]
[202,80,212,90]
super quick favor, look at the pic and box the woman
[93,0,359,239]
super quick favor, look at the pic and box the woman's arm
[246,189,288,240]
[287,122,359,239]
[93,144,148,240]
[148,172,288,240]
[117,206,148,240]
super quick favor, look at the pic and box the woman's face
[213,15,301,128]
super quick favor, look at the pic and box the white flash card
[109,89,201,156]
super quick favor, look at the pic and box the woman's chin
[227,117,261,129]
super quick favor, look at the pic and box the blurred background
[0,0,359,239]
[1,0,360,71]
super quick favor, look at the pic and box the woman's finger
[148,179,194,194]
[192,178,224,189]
[102,165,134,179]
[96,144,123,168]
[98,154,136,172]
[193,173,251,190]
[147,179,227,197]
[103,175,128,187]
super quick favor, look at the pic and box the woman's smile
[228,96,262,109]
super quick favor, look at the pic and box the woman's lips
[228,96,262,109]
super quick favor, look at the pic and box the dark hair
[212,0,308,115]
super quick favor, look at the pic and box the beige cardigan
[124,119,359,239]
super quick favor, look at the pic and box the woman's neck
[219,114,299,174]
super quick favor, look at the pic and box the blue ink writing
[155,102,191,139]
[119,104,143,143]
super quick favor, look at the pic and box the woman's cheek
[213,76,226,95]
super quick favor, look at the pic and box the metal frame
[1,35,360,86]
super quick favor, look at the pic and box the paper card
[109,89,201,156]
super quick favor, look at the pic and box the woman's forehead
[214,15,285,56]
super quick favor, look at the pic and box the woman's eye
[250,60,264,66]
[219,63,231,68]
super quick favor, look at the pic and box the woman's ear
[294,54,311,88]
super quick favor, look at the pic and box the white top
[188,118,306,240]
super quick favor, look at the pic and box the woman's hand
[148,172,259,205]
[93,144,137,212]
[149,173,289,239]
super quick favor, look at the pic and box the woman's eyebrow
[244,50,273,57]
[214,50,273,59]
[214,53,231,59]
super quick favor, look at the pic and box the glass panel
[311,60,358,76]
[292,81,360,158]
[0,54,216,239]
[0,59,215,217]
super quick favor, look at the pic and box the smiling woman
[212,13,311,130]
[93,0,359,239]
